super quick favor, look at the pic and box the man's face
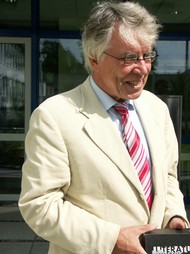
[90,27,153,101]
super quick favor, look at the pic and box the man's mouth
[126,80,140,86]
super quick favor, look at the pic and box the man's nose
[134,59,151,74]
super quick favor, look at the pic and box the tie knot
[113,102,129,116]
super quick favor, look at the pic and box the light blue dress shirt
[89,76,151,164]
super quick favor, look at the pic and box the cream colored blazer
[19,77,188,254]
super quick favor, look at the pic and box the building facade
[0,0,190,203]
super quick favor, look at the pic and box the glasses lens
[144,51,157,62]
[124,53,138,64]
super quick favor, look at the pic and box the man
[19,1,188,254]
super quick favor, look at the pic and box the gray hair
[82,1,162,74]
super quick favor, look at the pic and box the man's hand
[166,216,186,229]
[112,224,157,254]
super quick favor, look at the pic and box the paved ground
[0,202,49,254]
[0,202,190,254]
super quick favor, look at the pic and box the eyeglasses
[103,50,157,65]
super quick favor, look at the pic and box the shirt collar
[89,75,135,111]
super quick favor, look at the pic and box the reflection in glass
[39,39,87,103]
[0,141,24,194]
[0,43,25,133]
[156,41,186,74]
[0,141,24,169]
[146,40,190,161]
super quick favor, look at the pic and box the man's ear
[89,58,99,70]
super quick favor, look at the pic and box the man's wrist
[166,215,187,229]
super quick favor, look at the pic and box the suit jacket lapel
[134,94,166,212]
[79,79,145,196]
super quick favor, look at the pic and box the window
[39,38,87,103]
[0,38,31,197]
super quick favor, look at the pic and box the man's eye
[144,52,152,59]
[125,54,137,61]
[144,51,156,60]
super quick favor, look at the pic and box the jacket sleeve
[18,106,120,254]
[162,105,189,228]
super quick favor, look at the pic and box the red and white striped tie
[114,102,153,209]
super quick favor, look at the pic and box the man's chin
[124,90,143,100]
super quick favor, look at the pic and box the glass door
[0,37,31,201]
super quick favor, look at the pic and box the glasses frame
[103,50,157,65]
